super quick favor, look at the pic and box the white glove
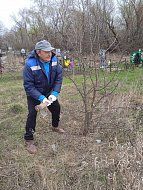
[42,97,52,106]
[48,95,57,103]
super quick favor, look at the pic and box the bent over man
[23,40,65,154]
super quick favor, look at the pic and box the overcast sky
[0,0,31,29]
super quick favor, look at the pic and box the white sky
[0,0,32,29]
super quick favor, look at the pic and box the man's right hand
[42,97,52,106]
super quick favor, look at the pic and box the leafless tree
[117,0,143,51]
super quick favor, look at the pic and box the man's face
[37,50,52,62]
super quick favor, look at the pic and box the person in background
[20,48,27,64]
[23,40,65,154]
[21,48,26,57]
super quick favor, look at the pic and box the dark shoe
[52,127,65,134]
[25,140,37,154]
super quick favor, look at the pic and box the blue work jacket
[23,50,63,100]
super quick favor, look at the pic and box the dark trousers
[24,96,61,140]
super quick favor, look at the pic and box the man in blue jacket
[23,40,65,154]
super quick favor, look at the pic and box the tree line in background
[0,0,143,55]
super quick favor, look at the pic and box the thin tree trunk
[83,111,92,135]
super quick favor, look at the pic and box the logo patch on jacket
[52,62,57,66]
[30,65,41,71]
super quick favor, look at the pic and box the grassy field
[0,67,143,190]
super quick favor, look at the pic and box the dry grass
[0,55,143,190]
